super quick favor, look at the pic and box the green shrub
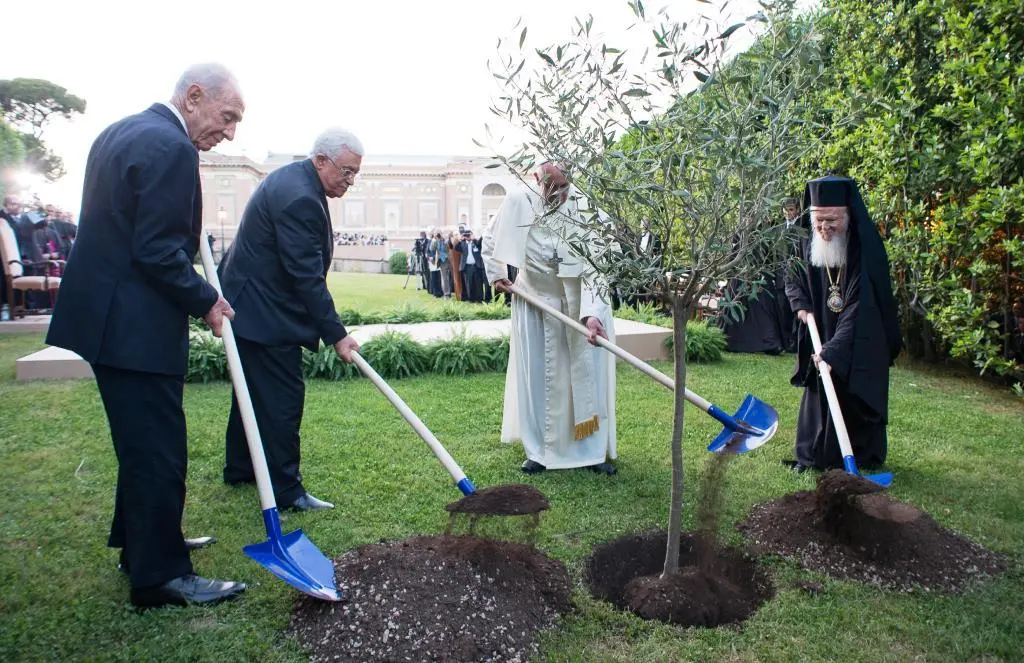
[471,299,512,320]
[378,303,432,324]
[187,331,228,383]
[426,331,496,375]
[337,308,363,325]
[489,333,512,372]
[359,331,429,379]
[664,321,726,364]
[616,303,670,328]
[389,251,408,275]
[302,343,359,381]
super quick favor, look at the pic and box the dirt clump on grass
[289,534,571,663]
[445,484,550,516]
[738,470,1007,593]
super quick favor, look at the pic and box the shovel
[351,352,477,496]
[804,312,893,488]
[198,234,341,602]
[506,283,777,454]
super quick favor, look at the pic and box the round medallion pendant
[827,285,844,313]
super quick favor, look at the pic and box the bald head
[170,63,245,151]
[534,161,570,206]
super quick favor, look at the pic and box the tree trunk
[662,294,691,577]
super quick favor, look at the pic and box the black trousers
[223,336,306,506]
[462,267,483,302]
[92,363,192,589]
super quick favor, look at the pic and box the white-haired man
[784,175,901,473]
[217,128,362,511]
[46,63,246,608]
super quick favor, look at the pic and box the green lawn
[1,274,1022,662]
[326,272,451,312]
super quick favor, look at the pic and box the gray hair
[172,63,240,100]
[309,128,365,160]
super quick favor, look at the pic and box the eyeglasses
[322,155,360,181]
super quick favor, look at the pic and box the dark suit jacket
[456,239,483,272]
[217,159,346,351]
[46,104,218,375]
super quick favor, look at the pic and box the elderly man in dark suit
[218,128,361,512]
[45,63,247,609]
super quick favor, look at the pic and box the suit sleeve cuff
[188,284,220,320]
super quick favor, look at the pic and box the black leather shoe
[130,574,246,609]
[186,536,217,551]
[586,462,618,476]
[520,459,546,474]
[782,461,811,474]
[286,493,334,512]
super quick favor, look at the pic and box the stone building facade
[198,151,521,257]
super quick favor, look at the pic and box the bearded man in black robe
[784,176,901,472]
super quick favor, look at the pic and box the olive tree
[486,0,850,574]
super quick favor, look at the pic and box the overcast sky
[3,0,799,212]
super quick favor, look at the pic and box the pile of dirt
[583,530,774,628]
[289,534,571,662]
[445,484,550,516]
[738,470,1007,593]
[584,448,772,628]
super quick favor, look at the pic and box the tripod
[403,255,422,290]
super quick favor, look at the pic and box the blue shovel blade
[863,471,894,488]
[707,394,780,454]
[244,528,341,602]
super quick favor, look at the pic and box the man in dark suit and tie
[218,128,361,512]
[457,230,485,302]
[46,63,247,609]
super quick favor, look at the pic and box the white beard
[810,231,849,268]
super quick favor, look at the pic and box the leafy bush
[426,331,497,375]
[337,308,363,326]
[187,331,228,383]
[389,251,408,275]
[470,299,512,320]
[358,331,429,379]
[378,303,433,324]
[664,321,726,364]
[302,343,359,381]
[615,303,670,328]
[784,0,1024,385]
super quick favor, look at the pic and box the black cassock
[720,275,786,354]
[786,233,901,470]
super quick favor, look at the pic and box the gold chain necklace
[825,266,845,313]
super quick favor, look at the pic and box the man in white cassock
[483,163,618,476]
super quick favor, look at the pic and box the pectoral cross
[550,249,564,265]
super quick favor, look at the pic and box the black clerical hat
[805,175,853,208]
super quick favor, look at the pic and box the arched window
[482,183,506,196]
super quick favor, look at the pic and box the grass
[1,273,1023,661]
[326,272,451,313]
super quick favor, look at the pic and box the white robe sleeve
[483,194,515,284]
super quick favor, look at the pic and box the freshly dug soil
[738,470,1007,593]
[583,530,774,628]
[445,484,550,516]
[289,534,571,662]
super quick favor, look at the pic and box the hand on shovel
[203,296,235,337]
[583,316,608,346]
[334,336,361,364]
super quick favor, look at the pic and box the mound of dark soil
[583,530,774,628]
[289,534,571,662]
[445,484,550,516]
[738,470,1007,593]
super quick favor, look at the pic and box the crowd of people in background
[409,218,512,304]
[334,231,387,246]
[1,194,78,312]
